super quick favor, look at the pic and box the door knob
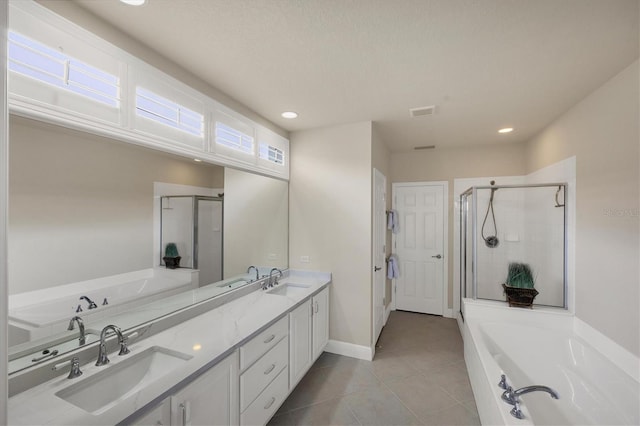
[431,254,442,259]
[374,266,382,271]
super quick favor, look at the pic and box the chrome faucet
[95,324,130,366]
[502,385,559,419]
[79,295,98,310]
[67,316,86,345]
[247,265,259,282]
[268,268,283,288]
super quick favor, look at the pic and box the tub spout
[502,385,559,420]
[502,384,559,405]
[515,385,559,399]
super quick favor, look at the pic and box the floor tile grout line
[341,398,364,426]
[378,371,429,425]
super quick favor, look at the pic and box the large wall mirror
[7,116,288,372]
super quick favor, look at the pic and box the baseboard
[325,339,374,361]
[384,304,391,324]
[444,308,454,319]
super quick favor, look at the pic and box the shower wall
[462,184,566,308]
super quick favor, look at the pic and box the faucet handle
[510,400,525,419]
[118,336,130,356]
[498,374,508,389]
[53,357,83,379]
[76,304,83,313]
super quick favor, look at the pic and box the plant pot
[502,283,539,308]
[163,256,181,269]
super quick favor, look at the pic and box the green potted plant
[163,242,181,269]
[502,262,538,308]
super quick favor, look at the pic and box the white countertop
[8,270,331,425]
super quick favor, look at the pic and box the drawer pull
[263,334,276,344]
[264,396,276,410]
[264,363,276,375]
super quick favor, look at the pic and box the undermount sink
[267,282,312,297]
[216,278,248,290]
[56,346,192,414]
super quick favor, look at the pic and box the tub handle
[498,374,508,389]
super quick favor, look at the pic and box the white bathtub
[8,268,198,345]
[462,299,639,425]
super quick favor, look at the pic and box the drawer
[240,336,288,411]
[240,316,288,371]
[240,366,289,426]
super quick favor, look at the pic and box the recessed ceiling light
[120,0,147,6]
[498,127,514,134]
[193,158,202,162]
[281,111,298,119]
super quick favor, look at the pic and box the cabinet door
[312,287,330,361]
[289,299,312,388]
[171,351,239,426]
[130,399,170,425]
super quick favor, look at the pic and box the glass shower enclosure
[160,195,223,286]
[460,183,567,315]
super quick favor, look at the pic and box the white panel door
[372,169,387,343]
[393,184,445,315]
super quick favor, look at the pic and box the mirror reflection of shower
[160,195,224,286]
[482,180,499,248]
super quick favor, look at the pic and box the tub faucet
[95,325,130,366]
[79,295,97,310]
[67,316,86,345]
[268,268,283,288]
[502,385,559,419]
[247,265,259,282]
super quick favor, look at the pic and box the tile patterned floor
[268,311,480,426]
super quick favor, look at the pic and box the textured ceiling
[71,0,638,151]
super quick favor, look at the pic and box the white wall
[289,122,373,348]
[524,60,640,357]
[9,116,223,294]
[1,1,9,420]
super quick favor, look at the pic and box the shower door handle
[431,254,442,259]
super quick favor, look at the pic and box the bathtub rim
[462,298,640,425]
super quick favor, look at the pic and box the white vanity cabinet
[132,398,171,426]
[238,316,290,426]
[312,287,330,361]
[289,286,330,388]
[288,299,313,388]
[170,352,239,426]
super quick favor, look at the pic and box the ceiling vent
[409,105,436,118]
[414,145,435,150]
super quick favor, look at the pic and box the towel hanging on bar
[387,254,400,279]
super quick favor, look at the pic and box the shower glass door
[460,183,567,308]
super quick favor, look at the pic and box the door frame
[372,168,387,347]
[391,181,449,317]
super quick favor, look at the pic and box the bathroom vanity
[8,270,331,425]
